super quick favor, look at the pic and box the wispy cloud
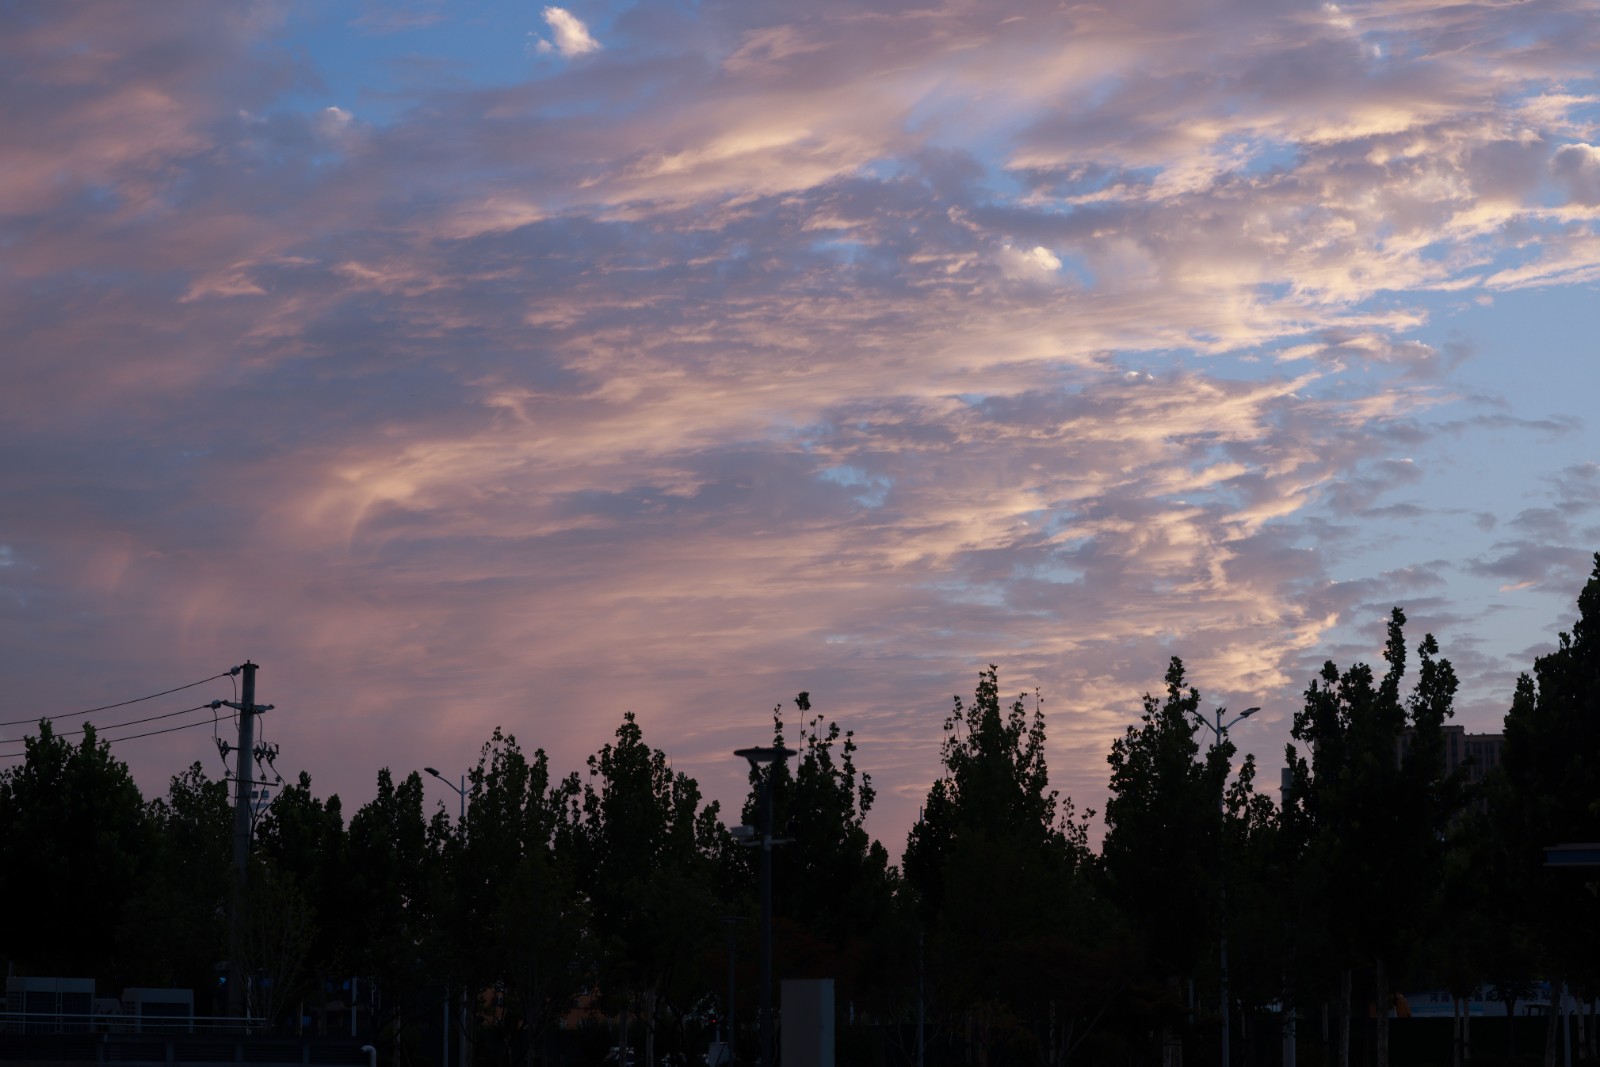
[1,0,1597,846]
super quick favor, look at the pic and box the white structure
[3,977,95,1032]
[781,979,834,1067]
[122,987,195,1033]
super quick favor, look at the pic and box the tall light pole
[723,916,739,1064]
[733,745,794,1067]
[1188,706,1258,1067]
[425,766,469,1067]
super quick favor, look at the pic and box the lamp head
[1241,707,1260,719]
[733,745,797,767]
[424,766,442,778]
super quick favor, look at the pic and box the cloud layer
[2,0,1598,847]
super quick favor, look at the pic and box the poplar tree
[0,721,152,987]
[577,713,723,1067]
[120,764,233,998]
[903,666,1100,1066]
[254,771,353,1030]
[1501,554,1600,1064]
[454,728,584,1065]
[1287,610,1458,1067]
[346,768,441,1056]
[1100,657,1232,1058]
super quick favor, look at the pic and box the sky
[2,0,1598,853]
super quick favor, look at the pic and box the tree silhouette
[254,770,353,1030]
[1288,610,1459,1067]
[453,727,584,1066]
[0,720,151,987]
[1101,657,1232,1062]
[730,695,900,1017]
[904,666,1103,1067]
[577,712,723,1067]
[1501,554,1600,1061]
[118,763,232,1000]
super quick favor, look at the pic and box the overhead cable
[0,673,233,728]
[0,703,215,759]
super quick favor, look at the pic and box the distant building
[1398,722,1504,782]
[1450,726,1504,783]
[1280,724,1504,807]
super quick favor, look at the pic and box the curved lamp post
[733,745,795,1067]
[424,766,469,1067]
[424,766,466,821]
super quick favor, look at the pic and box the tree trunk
[1504,993,1519,1061]
[1161,1027,1182,1067]
[1283,1002,1297,1067]
[1167,975,1186,1067]
[1545,982,1561,1067]
[645,988,658,1067]
[1453,996,1462,1067]
[523,962,537,1067]
[1376,959,1389,1067]
[1340,970,1352,1067]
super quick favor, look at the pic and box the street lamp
[424,766,469,1067]
[1188,706,1258,1067]
[733,745,795,1067]
[424,766,467,822]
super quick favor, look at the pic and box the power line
[0,704,217,760]
[98,715,225,747]
[0,673,233,728]
[12,701,217,740]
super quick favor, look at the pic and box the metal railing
[0,1010,264,1035]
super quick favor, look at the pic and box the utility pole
[214,662,273,1020]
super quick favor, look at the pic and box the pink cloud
[2,0,1598,851]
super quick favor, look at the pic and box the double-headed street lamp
[1187,707,1259,1067]
[1184,710,1254,1067]
[733,744,795,1067]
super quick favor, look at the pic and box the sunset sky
[3,0,1598,851]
